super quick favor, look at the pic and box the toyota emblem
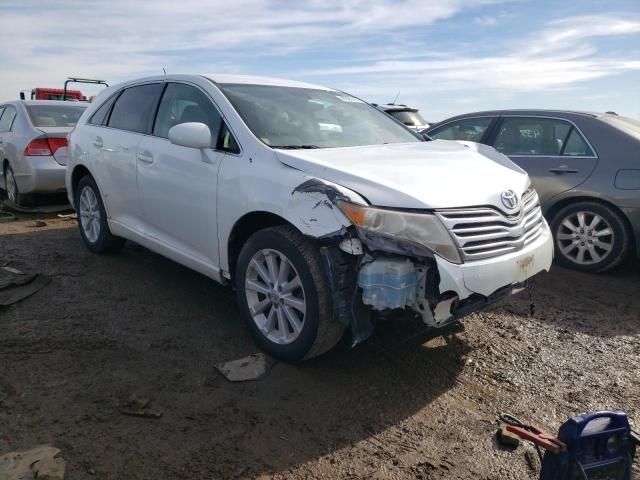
[501,190,518,210]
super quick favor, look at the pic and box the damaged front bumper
[334,220,553,342]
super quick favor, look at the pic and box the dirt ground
[1,210,639,480]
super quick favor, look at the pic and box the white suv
[67,74,553,362]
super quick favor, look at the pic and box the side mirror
[168,122,211,149]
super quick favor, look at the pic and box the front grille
[436,189,544,261]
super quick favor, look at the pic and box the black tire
[3,164,29,206]
[550,201,631,272]
[235,225,344,362]
[75,175,125,253]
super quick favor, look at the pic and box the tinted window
[153,83,222,146]
[26,105,86,127]
[563,129,594,156]
[108,84,163,133]
[494,117,574,156]
[89,93,120,126]
[430,117,494,142]
[219,83,418,149]
[219,123,240,154]
[0,106,17,133]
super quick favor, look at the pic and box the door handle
[93,136,103,148]
[548,167,578,174]
[137,152,154,164]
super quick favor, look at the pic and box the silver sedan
[0,100,86,205]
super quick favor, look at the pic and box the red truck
[20,77,108,102]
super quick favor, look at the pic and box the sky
[1,0,639,121]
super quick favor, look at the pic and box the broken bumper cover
[435,221,553,301]
[355,220,553,330]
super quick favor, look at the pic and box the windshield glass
[218,84,419,148]
[26,105,86,127]
[601,115,640,141]
[388,110,426,127]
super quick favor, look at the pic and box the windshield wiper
[271,144,321,149]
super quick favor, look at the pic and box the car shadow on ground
[1,224,470,479]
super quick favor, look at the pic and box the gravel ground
[1,212,639,479]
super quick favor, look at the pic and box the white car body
[67,74,553,358]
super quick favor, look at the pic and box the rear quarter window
[26,105,86,127]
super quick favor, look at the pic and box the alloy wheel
[79,186,101,243]
[5,168,17,204]
[556,211,614,265]
[245,248,307,345]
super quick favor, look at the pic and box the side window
[153,83,223,147]
[0,106,18,133]
[219,123,240,154]
[562,129,594,156]
[108,84,163,133]
[494,117,574,156]
[89,92,120,126]
[429,117,494,142]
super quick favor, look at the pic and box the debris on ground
[33,220,47,228]
[0,267,50,307]
[0,208,16,223]
[215,353,272,382]
[0,445,66,479]
[1,200,72,214]
[120,394,163,419]
[496,426,521,448]
[56,213,77,220]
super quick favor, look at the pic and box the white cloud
[0,0,507,100]
[304,15,640,94]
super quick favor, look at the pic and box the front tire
[550,201,631,272]
[235,225,344,362]
[75,175,125,253]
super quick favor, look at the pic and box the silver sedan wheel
[245,248,306,345]
[5,168,17,203]
[556,211,614,265]
[78,186,101,244]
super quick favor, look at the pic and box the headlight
[337,201,461,263]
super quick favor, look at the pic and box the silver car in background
[0,100,86,205]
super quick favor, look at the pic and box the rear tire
[235,225,344,362]
[3,164,28,206]
[550,201,630,272]
[75,175,125,253]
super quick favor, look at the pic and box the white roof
[202,74,335,91]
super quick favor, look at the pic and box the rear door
[136,82,228,266]
[93,83,163,232]
[0,105,18,169]
[488,116,598,204]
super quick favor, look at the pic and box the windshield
[218,84,419,148]
[600,115,640,141]
[26,105,86,127]
[388,110,426,127]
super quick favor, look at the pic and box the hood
[276,140,529,210]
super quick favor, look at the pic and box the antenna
[392,91,400,104]
[162,67,167,75]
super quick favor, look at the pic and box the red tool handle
[506,425,567,454]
